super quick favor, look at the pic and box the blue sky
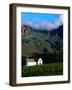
[21,12,63,30]
[21,12,60,23]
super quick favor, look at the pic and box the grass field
[22,62,63,77]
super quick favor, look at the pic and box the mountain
[50,25,63,38]
[21,24,63,56]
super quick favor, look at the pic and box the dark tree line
[31,50,63,64]
[22,49,63,67]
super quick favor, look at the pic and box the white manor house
[26,57,43,66]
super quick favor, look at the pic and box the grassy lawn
[22,62,63,77]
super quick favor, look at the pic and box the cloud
[33,23,40,29]
[41,21,56,30]
[54,15,63,28]
[40,15,63,30]
[22,15,63,31]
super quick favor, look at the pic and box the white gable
[38,58,43,65]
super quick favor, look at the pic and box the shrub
[22,62,63,77]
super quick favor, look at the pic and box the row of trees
[33,50,63,64]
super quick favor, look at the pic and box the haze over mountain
[21,24,63,56]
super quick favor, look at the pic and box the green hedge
[22,63,63,77]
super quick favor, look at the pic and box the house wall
[27,62,36,66]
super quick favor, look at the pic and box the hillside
[21,24,63,57]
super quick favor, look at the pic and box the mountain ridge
[21,24,63,56]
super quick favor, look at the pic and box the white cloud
[26,21,33,26]
[33,23,40,29]
[55,15,63,28]
[22,15,63,30]
[41,21,56,30]
[40,15,63,30]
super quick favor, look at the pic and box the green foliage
[22,28,63,56]
[21,25,63,65]
[22,63,63,77]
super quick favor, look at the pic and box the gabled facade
[38,58,43,65]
